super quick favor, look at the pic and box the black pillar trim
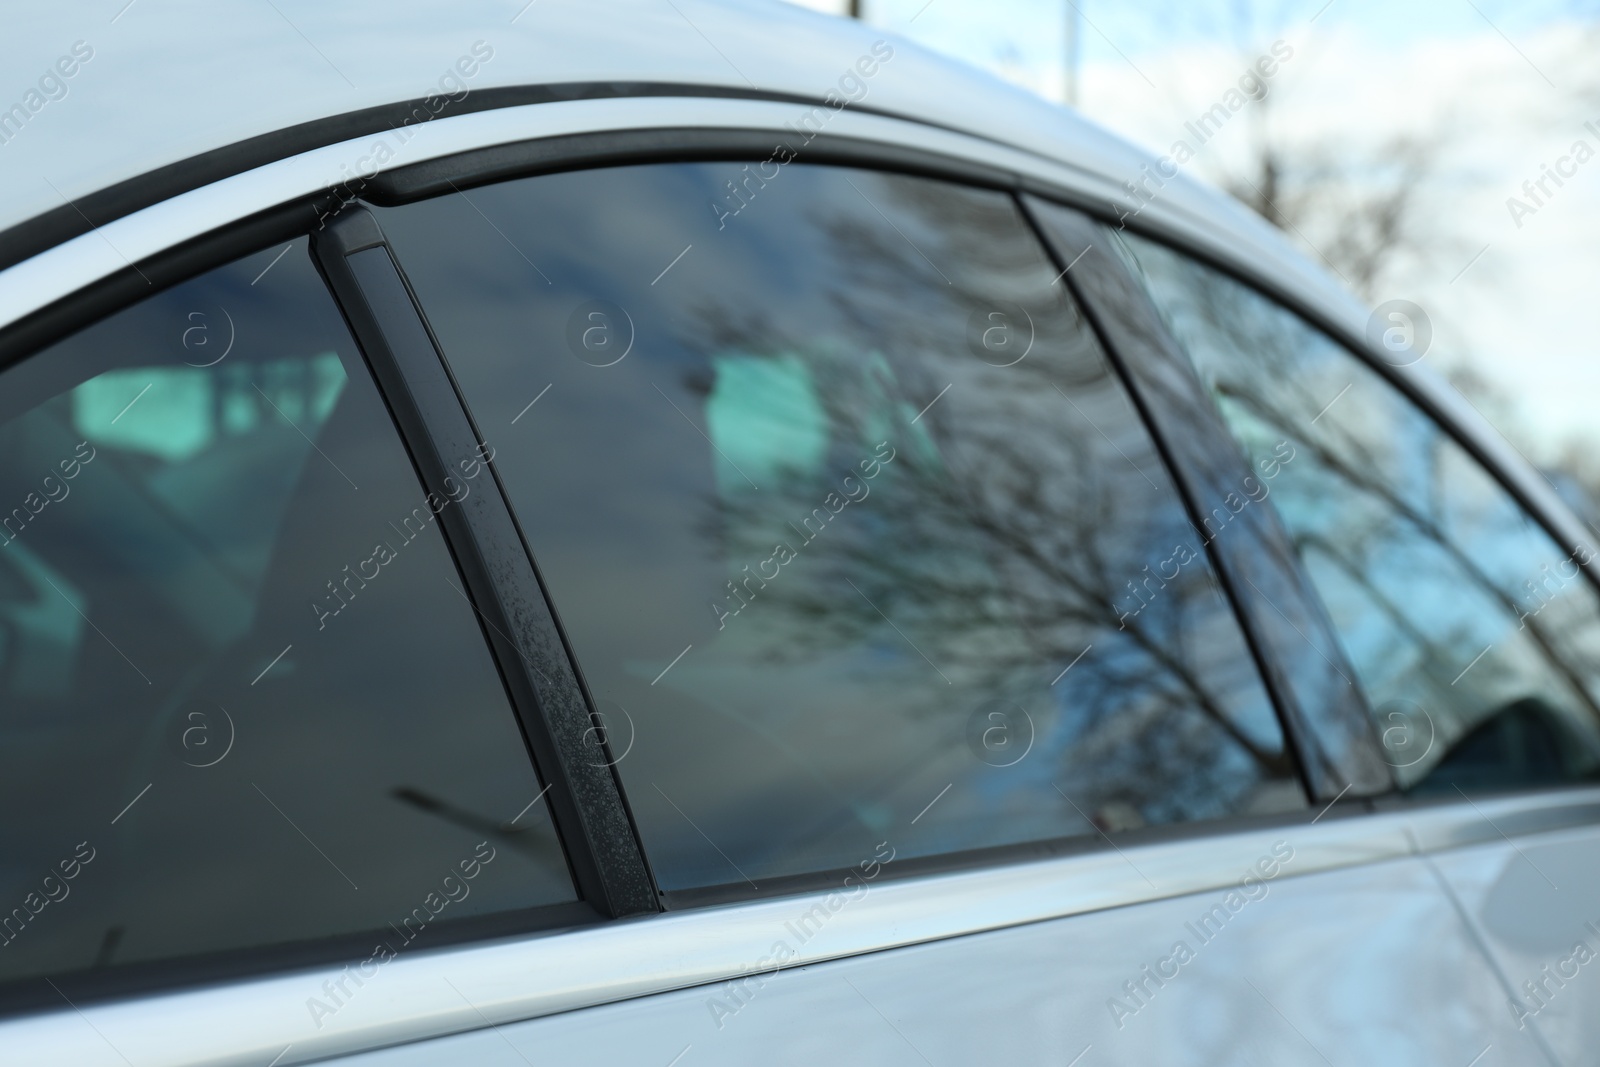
[1019,194,1392,802]
[312,205,659,918]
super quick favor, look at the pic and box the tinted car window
[0,240,572,990]
[1121,233,1600,794]
[1026,196,1392,800]
[380,163,1303,894]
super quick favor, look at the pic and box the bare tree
[1146,1,1461,301]
[1222,131,1450,301]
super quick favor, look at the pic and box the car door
[1095,213,1600,1066]
[0,117,1557,1067]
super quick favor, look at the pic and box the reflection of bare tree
[1267,401,1596,709]
[716,409,1288,778]
[1299,532,1502,697]
[669,172,1295,825]
[1180,269,1600,724]
[1130,244,1600,786]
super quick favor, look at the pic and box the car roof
[1,0,1343,306]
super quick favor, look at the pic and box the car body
[1,2,1597,1065]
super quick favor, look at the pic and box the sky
[787,0,1600,470]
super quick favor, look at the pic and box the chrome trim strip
[9,789,1598,1066]
[0,98,1092,333]
[0,94,1308,345]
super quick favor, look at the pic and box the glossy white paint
[7,791,1593,1066]
[330,855,1542,1067]
[1426,825,1600,1066]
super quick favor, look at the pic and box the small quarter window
[1122,233,1600,794]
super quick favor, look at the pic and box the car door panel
[327,850,1541,1067]
[1424,825,1600,1065]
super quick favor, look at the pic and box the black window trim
[0,199,319,375]
[308,205,659,920]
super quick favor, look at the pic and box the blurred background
[787,0,1600,514]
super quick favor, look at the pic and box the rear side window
[1122,233,1600,795]
[379,162,1303,895]
[0,240,572,992]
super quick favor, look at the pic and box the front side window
[1121,233,1600,794]
[379,162,1303,894]
[0,240,573,992]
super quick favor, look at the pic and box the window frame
[1079,203,1600,637]
[6,117,1567,986]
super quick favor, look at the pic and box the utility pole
[1064,2,1080,106]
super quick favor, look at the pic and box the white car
[1,2,1597,1064]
